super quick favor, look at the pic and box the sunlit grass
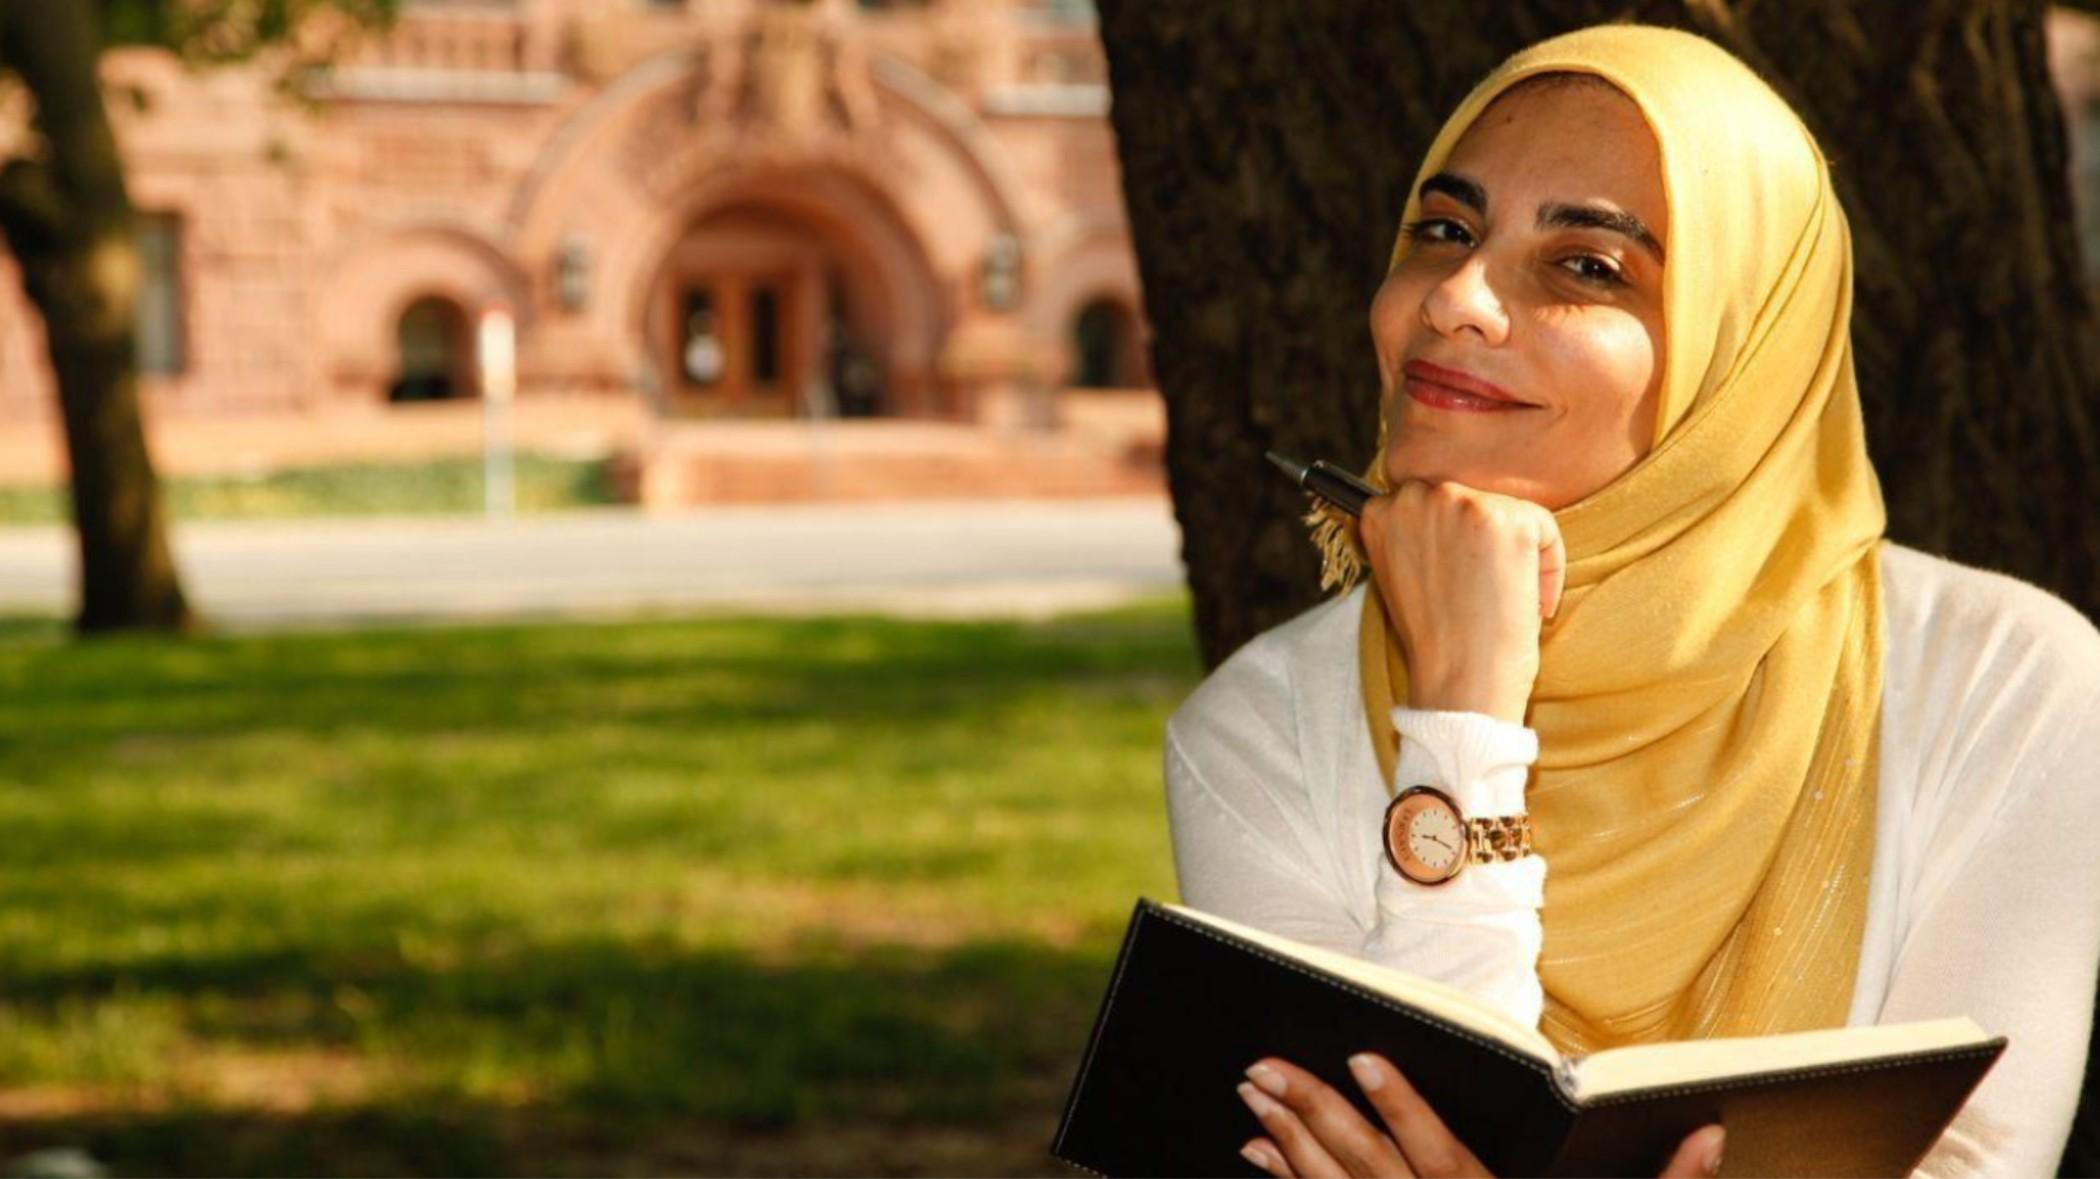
[0,454,618,524]
[0,598,1200,1175]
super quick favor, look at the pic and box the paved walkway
[0,499,1185,629]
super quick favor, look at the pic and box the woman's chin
[1382,458,1497,494]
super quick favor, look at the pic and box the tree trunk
[1098,0,2100,665]
[0,1,193,634]
[1099,3,2100,1171]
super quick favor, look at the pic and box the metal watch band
[1466,813,1534,864]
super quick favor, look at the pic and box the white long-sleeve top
[1164,542,2100,1178]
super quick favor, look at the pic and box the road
[0,499,1187,629]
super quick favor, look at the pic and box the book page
[1163,903,1560,1065]
[1570,1016,1992,1102]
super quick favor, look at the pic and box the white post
[479,303,516,519]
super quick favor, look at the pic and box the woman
[1164,23,2100,1179]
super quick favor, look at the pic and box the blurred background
[4,0,2100,1174]
[0,0,1160,519]
[0,1,1185,1174]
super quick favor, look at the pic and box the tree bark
[1100,2,2100,1170]
[0,1,194,633]
[1099,0,2100,666]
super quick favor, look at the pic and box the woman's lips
[1401,360,1537,413]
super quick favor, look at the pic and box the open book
[1051,899,2005,1177]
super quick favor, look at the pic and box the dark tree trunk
[0,1,193,634]
[1098,0,2100,667]
[1099,2,2100,1171]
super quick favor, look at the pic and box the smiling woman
[1374,73,1668,512]
[1162,22,2100,1179]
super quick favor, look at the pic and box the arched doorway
[388,295,473,402]
[1070,296,1144,389]
[643,193,932,419]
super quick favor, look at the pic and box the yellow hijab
[1321,24,1888,1054]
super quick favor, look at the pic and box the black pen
[1265,450,1378,517]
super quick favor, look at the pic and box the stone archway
[317,223,528,404]
[1024,214,1147,392]
[502,29,1025,419]
[389,295,475,403]
[1070,296,1146,389]
[631,165,947,418]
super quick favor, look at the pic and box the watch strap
[1466,813,1533,864]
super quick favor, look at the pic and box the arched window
[1071,297,1142,389]
[389,295,472,402]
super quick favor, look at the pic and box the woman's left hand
[1235,1054,1725,1177]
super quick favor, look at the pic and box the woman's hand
[1236,1054,1724,1177]
[1360,480,1566,725]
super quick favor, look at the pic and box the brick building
[10,6,2100,503]
[0,0,1159,501]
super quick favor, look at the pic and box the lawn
[0,455,619,524]
[0,600,1201,1176]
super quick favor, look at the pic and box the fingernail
[1706,1132,1726,1176]
[1348,1053,1384,1091]
[1238,1080,1282,1118]
[1245,1062,1288,1098]
[1241,1143,1273,1171]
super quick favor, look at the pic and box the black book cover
[1050,898,2006,1178]
[1052,899,1578,1177]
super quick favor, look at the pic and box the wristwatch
[1382,784,1534,886]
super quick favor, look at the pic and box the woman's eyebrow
[1539,202,1666,264]
[1418,172,1487,214]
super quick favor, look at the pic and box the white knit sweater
[1164,542,2100,1178]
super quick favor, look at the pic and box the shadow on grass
[0,935,1119,1177]
[0,608,1201,890]
[0,608,1196,755]
[0,606,1192,1175]
[0,614,66,645]
[0,1102,1081,1178]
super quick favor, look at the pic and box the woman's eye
[1399,217,1470,246]
[1561,254,1625,287]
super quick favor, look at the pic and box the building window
[1071,297,1142,388]
[136,210,186,377]
[751,285,782,388]
[390,295,472,402]
[827,280,884,417]
[681,290,724,387]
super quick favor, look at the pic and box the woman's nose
[1420,255,1510,345]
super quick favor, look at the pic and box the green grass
[0,454,620,524]
[0,598,1200,1175]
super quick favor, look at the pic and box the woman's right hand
[1360,480,1566,725]
[1238,1053,1725,1177]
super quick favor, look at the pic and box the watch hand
[1426,834,1455,852]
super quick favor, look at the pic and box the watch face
[1384,787,1467,885]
